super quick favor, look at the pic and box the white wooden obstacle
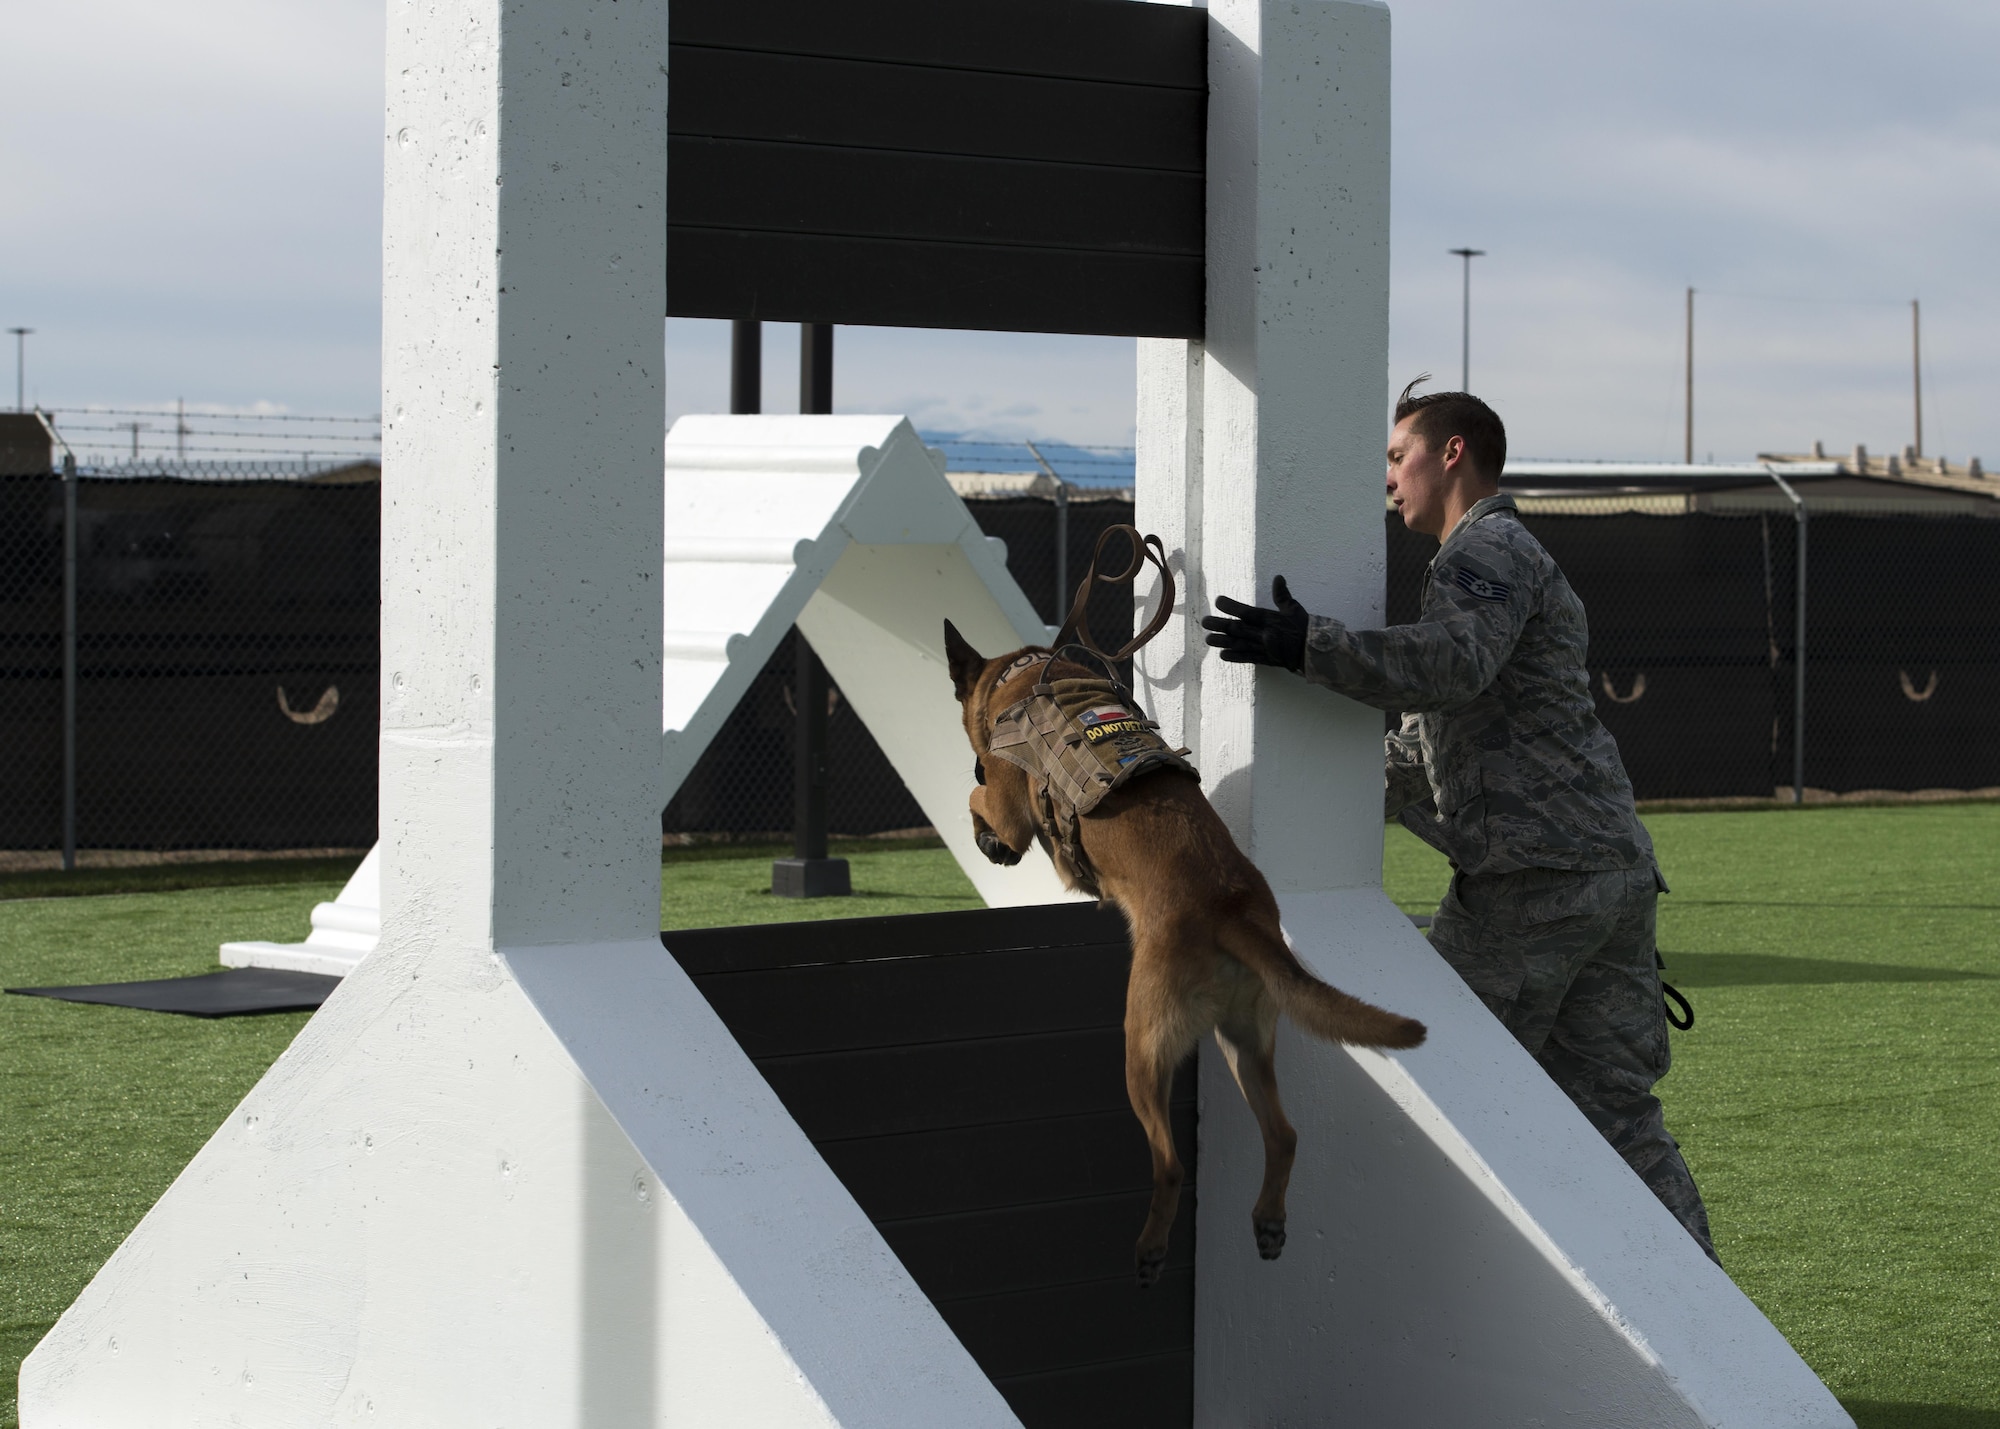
[219,416,1073,978]
[23,0,1853,1423]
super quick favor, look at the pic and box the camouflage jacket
[1301,494,1655,876]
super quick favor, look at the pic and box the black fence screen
[1388,509,2000,800]
[0,474,379,851]
[3,479,1994,854]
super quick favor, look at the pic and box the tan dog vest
[985,671,1198,893]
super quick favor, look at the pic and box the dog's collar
[994,651,1050,689]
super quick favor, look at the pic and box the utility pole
[1911,299,1923,459]
[1447,249,1485,391]
[7,327,31,411]
[177,397,188,461]
[1684,288,1695,465]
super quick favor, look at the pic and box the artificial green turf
[0,855,366,903]
[661,837,982,928]
[1385,804,2000,1427]
[4,810,1996,1426]
[0,883,336,1429]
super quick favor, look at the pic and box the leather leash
[1050,524,1175,662]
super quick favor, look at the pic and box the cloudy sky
[5,0,1996,463]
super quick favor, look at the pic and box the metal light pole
[8,328,31,411]
[1685,288,1695,464]
[1447,249,1484,390]
[1911,299,1923,459]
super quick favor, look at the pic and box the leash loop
[1051,524,1175,663]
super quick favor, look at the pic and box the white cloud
[7,0,2000,464]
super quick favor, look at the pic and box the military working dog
[943,621,1426,1287]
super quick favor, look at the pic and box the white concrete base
[1185,887,1852,1428]
[20,930,1019,1427]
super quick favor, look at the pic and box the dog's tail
[1219,920,1427,1050]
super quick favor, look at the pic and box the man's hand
[1201,576,1309,671]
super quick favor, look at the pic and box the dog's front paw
[1135,1243,1169,1290]
[1254,1217,1287,1261]
[976,830,1023,866]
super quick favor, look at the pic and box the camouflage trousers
[1429,864,1720,1265]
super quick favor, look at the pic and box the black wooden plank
[815,1099,1196,1221]
[670,47,1204,173]
[671,0,1207,92]
[672,138,1204,255]
[758,1027,1132,1140]
[690,944,1130,1057]
[663,900,1125,975]
[878,1190,1195,1301]
[992,1350,1194,1429]
[665,226,1204,337]
[937,1266,1195,1380]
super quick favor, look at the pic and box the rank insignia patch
[1452,567,1512,603]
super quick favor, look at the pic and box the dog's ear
[943,620,985,703]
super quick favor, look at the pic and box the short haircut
[1394,375,1506,481]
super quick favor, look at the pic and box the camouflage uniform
[1302,495,1717,1261]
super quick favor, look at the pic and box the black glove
[1200,575,1309,671]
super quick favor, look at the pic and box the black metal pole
[730,320,761,415]
[793,633,831,863]
[1793,504,1808,806]
[773,323,849,897]
[62,449,76,871]
[799,322,832,416]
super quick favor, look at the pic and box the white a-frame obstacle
[25,0,1852,1423]
[218,415,1074,978]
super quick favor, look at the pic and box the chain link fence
[0,468,379,856]
[5,452,1993,858]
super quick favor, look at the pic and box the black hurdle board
[666,0,1208,338]
[663,900,1196,1428]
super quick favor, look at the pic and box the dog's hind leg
[1215,990,1298,1262]
[1123,941,1202,1289]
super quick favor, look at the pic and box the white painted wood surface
[1136,1,1851,1423]
[21,3,1020,1423]
[219,416,1077,978]
[219,845,379,977]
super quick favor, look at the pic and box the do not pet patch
[1079,705,1145,743]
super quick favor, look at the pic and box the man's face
[1385,416,1463,538]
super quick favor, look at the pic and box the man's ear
[943,620,985,703]
[1441,433,1467,474]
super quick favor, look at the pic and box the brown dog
[944,623,1427,1287]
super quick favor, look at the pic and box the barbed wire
[46,406,380,424]
[921,433,1135,487]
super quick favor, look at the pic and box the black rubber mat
[6,967,339,1018]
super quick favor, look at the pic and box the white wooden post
[19,4,1017,1423]
[1138,2,1850,1424]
